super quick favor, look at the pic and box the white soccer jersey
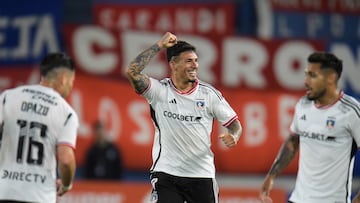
[142,78,238,178]
[289,92,360,203]
[0,84,79,203]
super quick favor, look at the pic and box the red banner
[93,3,235,35]
[58,181,287,203]
[70,74,302,173]
[0,69,302,174]
[62,25,324,92]
[0,67,39,91]
[70,74,154,169]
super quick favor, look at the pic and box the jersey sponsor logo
[299,130,336,142]
[1,169,46,184]
[22,88,58,106]
[194,117,202,122]
[163,110,202,122]
[21,101,49,116]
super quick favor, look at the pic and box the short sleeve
[211,90,237,126]
[342,96,360,147]
[142,77,162,105]
[0,91,6,124]
[289,101,300,134]
[57,110,79,149]
[350,112,360,147]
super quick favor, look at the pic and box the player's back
[0,84,73,202]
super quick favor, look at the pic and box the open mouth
[188,70,197,77]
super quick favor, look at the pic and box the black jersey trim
[345,140,357,203]
[64,113,72,126]
[198,82,223,100]
[340,96,360,119]
[149,105,162,171]
[2,95,6,105]
[342,95,360,111]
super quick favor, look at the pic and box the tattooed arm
[220,120,242,148]
[126,32,177,94]
[268,134,299,176]
[259,133,300,203]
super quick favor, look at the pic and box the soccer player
[259,52,360,203]
[0,52,79,202]
[125,32,242,203]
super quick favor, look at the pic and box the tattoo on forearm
[127,44,161,93]
[269,135,299,177]
[131,44,161,71]
[228,120,241,140]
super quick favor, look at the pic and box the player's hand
[157,32,177,49]
[56,179,72,196]
[219,133,237,148]
[259,175,274,203]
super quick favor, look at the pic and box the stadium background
[1,0,360,202]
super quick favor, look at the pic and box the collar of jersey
[314,90,344,109]
[170,79,198,95]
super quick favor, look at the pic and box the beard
[188,79,196,83]
[307,88,326,101]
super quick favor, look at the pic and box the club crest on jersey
[195,100,205,110]
[326,117,336,129]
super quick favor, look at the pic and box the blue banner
[92,0,234,3]
[272,11,360,41]
[327,40,360,99]
[0,0,63,66]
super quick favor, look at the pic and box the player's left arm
[349,101,360,203]
[57,111,79,196]
[352,139,360,202]
[0,92,5,149]
[56,145,76,196]
[0,92,6,128]
[353,145,360,203]
[353,146,360,203]
[220,119,242,148]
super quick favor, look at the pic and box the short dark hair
[308,52,343,79]
[40,52,75,77]
[166,41,196,62]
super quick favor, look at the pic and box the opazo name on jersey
[21,101,49,116]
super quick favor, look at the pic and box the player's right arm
[125,32,177,94]
[259,133,300,203]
